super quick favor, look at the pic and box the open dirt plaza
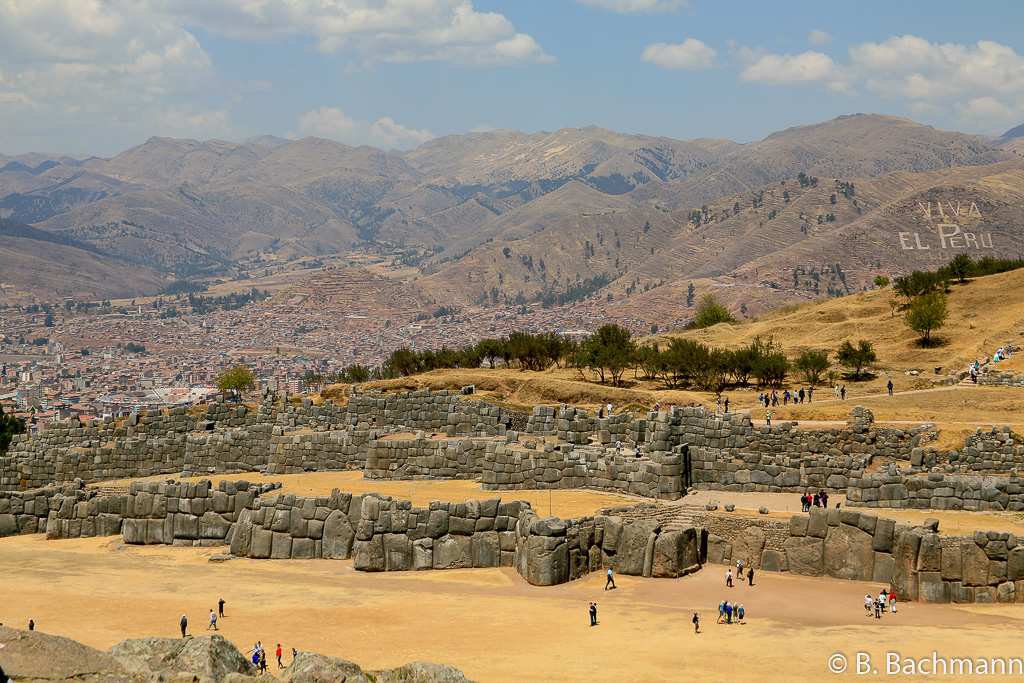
[4,474,1024,682]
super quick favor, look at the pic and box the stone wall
[120,479,280,547]
[891,528,1024,604]
[482,439,683,500]
[847,471,1024,511]
[351,496,524,572]
[0,485,60,536]
[264,429,372,475]
[363,437,489,481]
[44,483,127,540]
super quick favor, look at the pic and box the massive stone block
[615,520,660,576]
[270,532,293,559]
[940,544,962,582]
[413,538,433,570]
[962,539,990,587]
[731,527,766,570]
[322,510,355,560]
[917,534,942,572]
[471,531,501,568]
[706,534,732,566]
[433,534,472,570]
[353,536,385,571]
[523,534,568,586]
[783,536,824,576]
[384,533,412,571]
[891,530,923,601]
[652,529,684,578]
[250,528,272,559]
[823,525,875,581]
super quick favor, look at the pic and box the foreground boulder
[0,626,129,682]
[107,635,255,681]
[280,653,476,683]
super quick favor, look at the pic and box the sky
[2,0,1024,156]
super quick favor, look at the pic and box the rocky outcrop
[106,635,256,681]
[0,626,128,682]
[281,653,477,683]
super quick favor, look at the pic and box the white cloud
[641,39,717,71]
[808,29,833,46]
[169,0,553,67]
[294,108,435,150]
[574,0,687,12]
[0,0,549,153]
[735,35,1024,133]
[738,50,839,86]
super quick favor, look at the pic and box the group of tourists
[716,600,745,624]
[800,491,828,511]
[726,560,755,587]
[759,388,813,407]
[865,589,897,618]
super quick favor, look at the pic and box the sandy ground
[3,533,1024,683]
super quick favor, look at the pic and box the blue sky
[2,0,1023,155]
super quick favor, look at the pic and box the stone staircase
[608,502,708,530]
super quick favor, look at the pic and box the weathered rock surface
[0,626,128,682]
[107,635,255,681]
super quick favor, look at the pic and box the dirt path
[3,534,1024,682]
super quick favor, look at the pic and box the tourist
[218,598,226,617]
[759,393,764,407]
[277,644,284,669]
[208,609,217,631]
[606,567,616,590]
[180,614,187,638]
[821,491,829,508]
[874,597,882,619]
[718,600,726,623]
[808,387,814,402]
[889,592,897,613]
[765,409,771,427]
[726,568,733,587]
[747,567,754,586]
[799,493,806,512]
[27,619,33,632]
[887,380,894,395]
[717,396,722,413]
[835,384,840,399]
[737,604,745,623]
[725,602,733,624]
[653,402,660,412]
[292,647,298,661]
[864,595,873,617]
[841,385,846,400]
[798,388,805,404]
[724,397,729,412]
[732,602,739,622]
[589,602,598,626]
[606,403,612,417]
[260,649,269,673]
[693,612,700,634]
[615,440,621,454]
[813,493,820,508]
[736,559,744,582]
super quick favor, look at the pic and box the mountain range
[1,114,1022,317]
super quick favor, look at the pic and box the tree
[836,340,877,379]
[386,348,421,376]
[873,275,890,288]
[0,403,26,455]
[688,294,735,329]
[794,350,830,387]
[905,291,948,345]
[217,364,255,401]
[580,324,635,386]
[948,253,973,283]
[686,282,695,307]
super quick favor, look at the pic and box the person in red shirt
[276,644,283,669]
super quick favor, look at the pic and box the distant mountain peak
[1002,123,1024,138]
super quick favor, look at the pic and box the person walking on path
[218,598,225,618]
[887,380,894,396]
[864,595,873,617]
[179,615,187,638]
[821,491,829,508]
[747,567,754,586]
[277,644,284,669]
[208,610,217,631]
[765,409,771,427]
[736,559,744,582]
[693,612,700,634]
[589,602,598,626]
[841,385,847,400]
[605,567,616,590]
[724,397,729,413]
[726,569,733,587]
[889,593,897,613]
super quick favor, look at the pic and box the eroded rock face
[370,661,476,683]
[107,635,256,682]
[322,509,354,560]
[614,519,660,576]
[280,652,372,683]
